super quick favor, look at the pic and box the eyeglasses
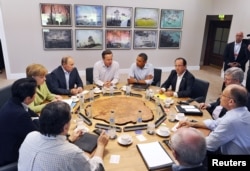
[220,93,234,100]
[224,78,236,82]
[220,93,230,98]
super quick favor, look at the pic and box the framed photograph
[74,5,103,27]
[75,29,103,50]
[134,8,159,28]
[160,9,184,28]
[105,6,132,28]
[159,30,182,49]
[42,29,72,50]
[40,3,72,26]
[133,30,157,49]
[105,30,131,49]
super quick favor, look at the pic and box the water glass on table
[126,85,131,96]
[108,127,116,139]
[86,105,92,118]
[145,89,150,100]
[168,113,176,122]
[147,122,155,135]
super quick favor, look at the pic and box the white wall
[211,0,250,41]
[2,0,241,80]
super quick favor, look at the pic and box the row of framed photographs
[42,29,182,50]
[40,4,184,29]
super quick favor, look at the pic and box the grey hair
[224,67,244,83]
[171,127,206,166]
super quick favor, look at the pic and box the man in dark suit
[46,56,83,95]
[243,35,250,92]
[160,57,195,97]
[0,78,39,166]
[223,32,248,72]
[199,67,250,119]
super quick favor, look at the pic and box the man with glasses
[178,84,250,155]
[160,57,195,97]
[199,67,248,119]
[170,127,207,171]
[222,32,248,90]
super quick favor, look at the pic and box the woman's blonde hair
[26,64,48,78]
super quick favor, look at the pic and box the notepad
[137,141,174,170]
[175,105,203,116]
[74,133,98,153]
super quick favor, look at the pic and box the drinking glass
[126,85,131,96]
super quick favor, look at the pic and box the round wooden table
[69,83,211,171]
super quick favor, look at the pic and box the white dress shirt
[93,60,119,86]
[18,131,103,171]
[128,63,154,84]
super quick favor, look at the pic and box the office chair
[190,78,210,103]
[0,84,12,109]
[45,73,53,92]
[86,67,93,85]
[151,68,162,87]
[0,162,17,171]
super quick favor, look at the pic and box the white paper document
[136,134,147,141]
[61,99,73,106]
[109,155,120,164]
[185,108,200,112]
[137,141,174,170]
[181,105,195,109]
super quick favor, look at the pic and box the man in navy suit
[160,57,195,97]
[46,56,83,95]
[223,32,248,72]
[199,67,248,119]
[0,78,39,166]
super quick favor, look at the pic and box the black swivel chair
[0,84,12,109]
[0,162,17,171]
[45,73,53,92]
[86,67,93,85]
[190,78,210,103]
[151,68,162,87]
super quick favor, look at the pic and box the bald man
[178,84,250,155]
[223,32,248,72]
[170,127,207,171]
[47,56,83,95]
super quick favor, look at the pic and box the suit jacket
[0,98,39,166]
[208,98,227,118]
[47,66,83,95]
[161,70,195,97]
[223,41,248,72]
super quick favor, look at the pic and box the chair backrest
[0,162,17,171]
[0,84,12,109]
[45,73,53,92]
[86,67,93,85]
[151,68,162,87]
[190,78,210,103]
